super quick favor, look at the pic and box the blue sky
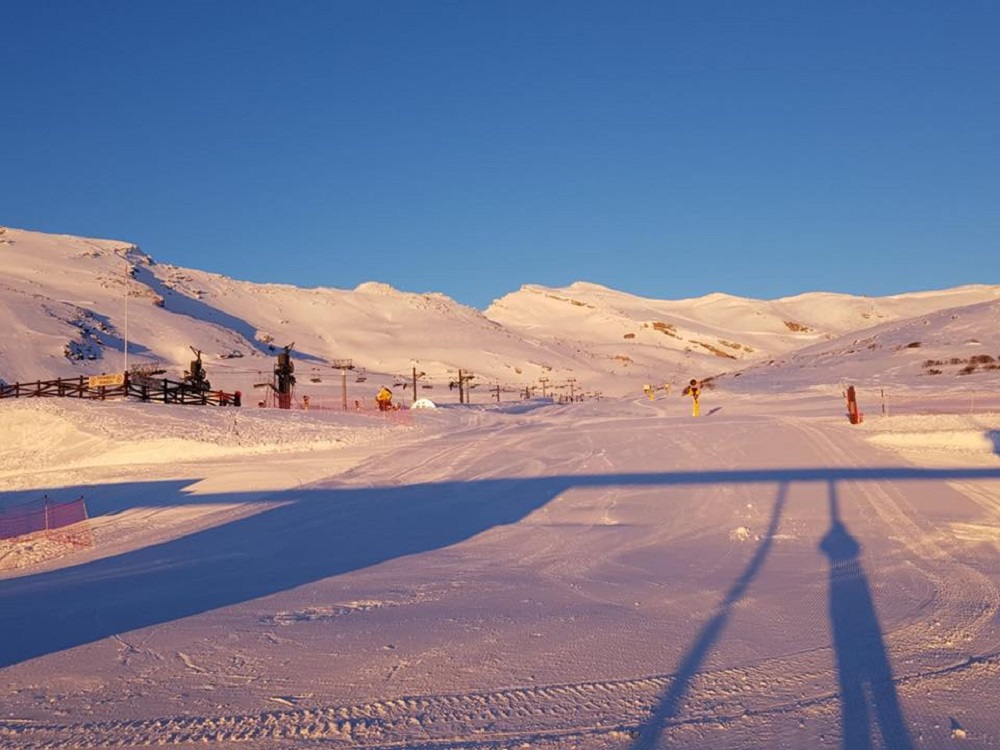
[3,2,998,309]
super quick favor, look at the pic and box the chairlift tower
[275,343,296,409]
[410,362,426,406]
[332,358,354,411]
[459,370,475,404]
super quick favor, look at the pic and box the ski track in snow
[2,399,1000,749]
[786,417,1000,658]
[3,654,999,749]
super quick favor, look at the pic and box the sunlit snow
[2,227,999,749]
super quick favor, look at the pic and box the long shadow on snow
[0,480,228,515]
[821,481,912,750]
[3,466,1000,670]
[0,476,558,668]
[630,482,789,750]
[631,474,917,750]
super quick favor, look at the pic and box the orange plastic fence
[0,496,89,541]
[279,397,415,425]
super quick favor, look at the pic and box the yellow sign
[88,373,126,388]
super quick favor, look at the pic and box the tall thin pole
[123,253,129,374]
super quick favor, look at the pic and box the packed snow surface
[2,226,1000,748]
[2,391,999,749]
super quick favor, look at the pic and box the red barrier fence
[281,396,414,425]
[0,496,89,541]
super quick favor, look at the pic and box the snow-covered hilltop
[3,227,1000,749]
[1,226,998,398]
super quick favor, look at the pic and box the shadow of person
[820,481,913,750]
[5,465,1000,672]
[630,482,789,749]
[0,476,567,668]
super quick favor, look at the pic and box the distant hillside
[1,226,998,399]
[485,281,1000,392]
[720,297,1000,393]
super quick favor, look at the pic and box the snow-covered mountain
[722,296,1000,394]
[2,226,998,399]
[4,226,1000,748]
[486,282,1000,390]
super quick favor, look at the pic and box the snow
[1,227,1000,749]
[864,415,999,459]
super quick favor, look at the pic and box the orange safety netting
[0,496,89,541]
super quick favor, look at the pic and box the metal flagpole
[123,253,129,374]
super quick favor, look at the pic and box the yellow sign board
[88,373,126,388]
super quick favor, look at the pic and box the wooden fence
[0,375,241,407]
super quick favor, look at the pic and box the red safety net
[0,496,89,541]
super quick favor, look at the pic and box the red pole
[846,386,862,424]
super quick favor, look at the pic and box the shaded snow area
[2,392,1000,749]
[0,399,411,572]
[2,227,1000,748]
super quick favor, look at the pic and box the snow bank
[2,399,406,467]
[0,398,428,572]
[861,412,1000,460]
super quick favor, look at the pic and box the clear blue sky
[3,1,998,309]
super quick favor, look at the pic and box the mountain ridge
[2,226,997,398]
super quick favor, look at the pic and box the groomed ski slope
[2,392,1000,749]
